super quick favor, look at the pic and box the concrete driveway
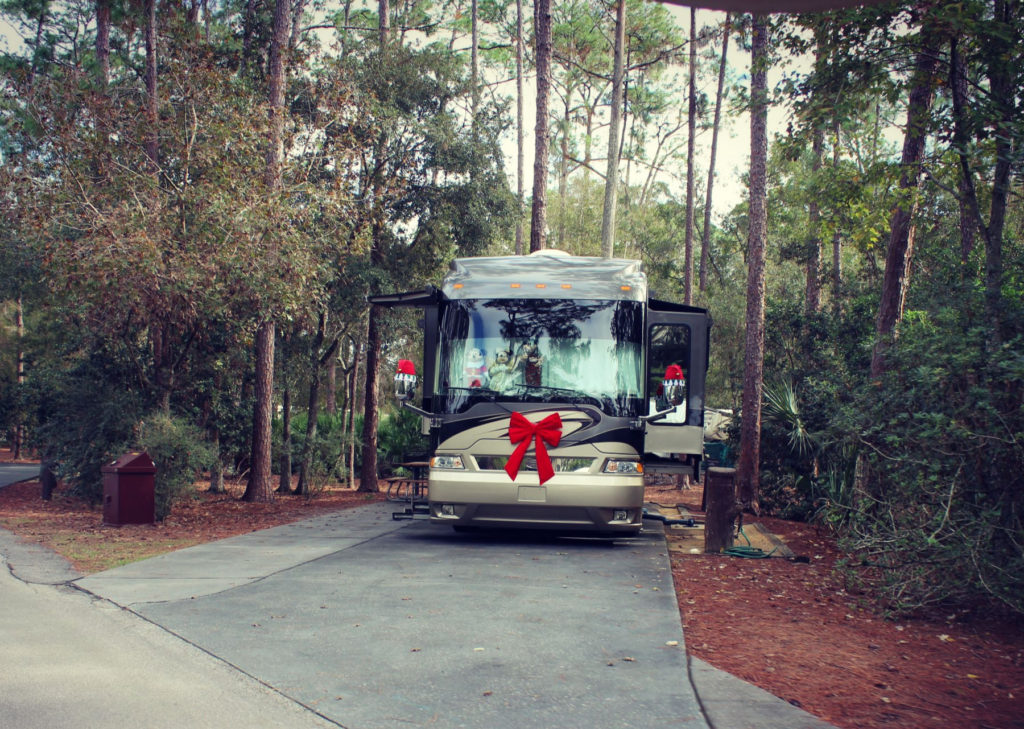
[76,503,706,729]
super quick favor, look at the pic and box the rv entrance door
[644,300,711,477]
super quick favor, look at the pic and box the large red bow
[504,412,562,485]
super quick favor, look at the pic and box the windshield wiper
[444,386,500,400]
[511,384,604,408]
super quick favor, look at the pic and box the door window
[647,324,690,424]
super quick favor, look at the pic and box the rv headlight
[603,459,643,475]
[431,454,465,470]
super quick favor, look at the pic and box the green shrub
[376,407,428,475]
[826,313,1024,616]
[138,413,215,520]
[25,353,143,503]
[278,410,349,481]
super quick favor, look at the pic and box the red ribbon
[504,412,562,485]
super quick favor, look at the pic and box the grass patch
[48,532,204,573]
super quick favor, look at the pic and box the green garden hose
[721,528,777,559]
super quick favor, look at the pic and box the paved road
[0,565,340,729]
[0,463,42,488]
[2,497,837,729]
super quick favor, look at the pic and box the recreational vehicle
[370,250,711,534]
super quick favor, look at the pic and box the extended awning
[367,286,441,307]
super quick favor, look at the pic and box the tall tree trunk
[347,340,362,489]
[152,325,174,413]
[326,357,337,415]
[831,117,842,310]
[515,0,525,255]
[530,0,552,252]
[735,14,769,513]
[245,321,276,501]
[683,6,697,304]
[471,0,479,128]
[600,0,626,258]
[949,2,1013,340]
[805,125,824,314]
[13,297,24,459]
[288,0,306,55]
[870,11,941,378]
[26,10,46,88]
[208,429,226,494]
[981,0,1014,341]
[297,314,327,495]
[355,0,393,494]
[378,0,390,50]
[264,0,290,189]
[297,372,321,496]
[339,0,353,56]
[298,317,339,495]
[144,0,158,174]
[700,12,729,294]
[950,36,975,269]
[277,335,292,493]
[96,0,110,87]
[358,307,383,492]
[557,79,572,249]
[244,0,292,502]
[243,0,256,66]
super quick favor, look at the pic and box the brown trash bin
[102,452,156,526]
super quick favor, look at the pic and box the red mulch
[648,483,1024,729]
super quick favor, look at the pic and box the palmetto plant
[762,380,816,458]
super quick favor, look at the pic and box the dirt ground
[1,449,1022,729]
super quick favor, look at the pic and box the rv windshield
[438,298,644,417]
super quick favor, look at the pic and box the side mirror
[394,359,418,402]
[663,379,686,407]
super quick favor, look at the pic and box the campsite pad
[658,504,794,558]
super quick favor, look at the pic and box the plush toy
[520,343,543,386]
[464,347,489,388]
[488,349,520,393]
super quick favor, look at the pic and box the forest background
[0,0,1021,618]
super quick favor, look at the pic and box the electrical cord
[642,507,698,527]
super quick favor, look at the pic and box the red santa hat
[396,359,416,376]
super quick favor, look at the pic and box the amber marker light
[536,283,547,289]
[561,284,572,289]
[453,283,464,289]
[620,285,632,292]
[510,283,521,288]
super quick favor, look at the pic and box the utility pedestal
[704,467,739,553]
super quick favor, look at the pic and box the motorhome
[370,250,711,534]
